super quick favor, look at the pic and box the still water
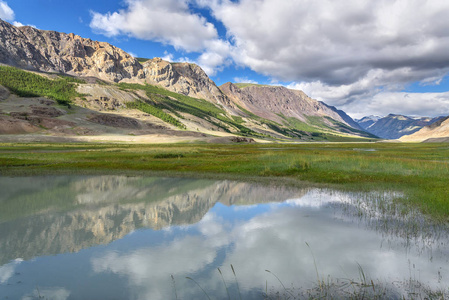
[0,176,448,299]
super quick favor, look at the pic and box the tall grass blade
[171,275,178,300]
[186,276,211,300]
[265,269,295,299]
[357,262,367,285]
[218,267,231,300]
[305,242,322,289]
[231,264,242,300]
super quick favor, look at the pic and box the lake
[0,176,448,299]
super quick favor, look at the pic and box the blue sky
[2,0,449,118]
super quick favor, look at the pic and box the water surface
[0,176,447,299]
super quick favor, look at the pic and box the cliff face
[0,20,141,81]
[142,58,232,108]
[0,19,230,107]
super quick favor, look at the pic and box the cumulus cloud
[90,0,218,52]
[0,258,22,284]
[234,77,258,84]
[341,91,449,119]
[197,39,232,75]
[0,0,14,21]
[206,0,449,83]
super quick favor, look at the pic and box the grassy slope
[234,83,271,88]
[0,142,447,222]
[118,82,263,137]
[0,65,83,106]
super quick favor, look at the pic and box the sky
[2,0,449,119]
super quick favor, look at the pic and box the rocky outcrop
[0,21,140,81]
[357,114,444,139]
[0,19,229,108]
[141,58,232,109]
[400,116,449,142]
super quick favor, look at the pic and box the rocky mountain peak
[0,19,230,108]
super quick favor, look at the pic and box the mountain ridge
[0,19,372,142]
[356,114,444,139]
[0,19,231,109]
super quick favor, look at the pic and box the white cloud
[12,21,23,27]
[197,39,232,75]
[342,91,449,119]
[0,2,36,29]
[126,51,137,58]
[287,68,449,118]
[207,0,449,83]
[12,21,36,28]
[233,77,258,84]
[0,258,22,284]
[90,0,218,52]
[0,1,14,21]
[22,288,71,300]
[161,51,174,62]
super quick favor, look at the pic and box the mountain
[0,19,371,142]
[355,115,381,130]
[356,114,444,139]
[220,82,372,139]
[0,19,229,108]
[399,116,449,142]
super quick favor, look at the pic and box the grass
[125,100,186,129]
[0,65,82,106]
[136,57,150,63]
[234,83,271,88]
[0,142,448,221]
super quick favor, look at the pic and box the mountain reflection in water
[0,176,448,299]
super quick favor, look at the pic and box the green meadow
[0,142,448,222]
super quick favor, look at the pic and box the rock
[87,114,142,129]
[30,106,66,117]
[229,137,256,143]
[0,85,10,101]
[0,115,40,134]
[38,99,56,106]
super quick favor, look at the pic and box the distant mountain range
[356,114,444,140]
